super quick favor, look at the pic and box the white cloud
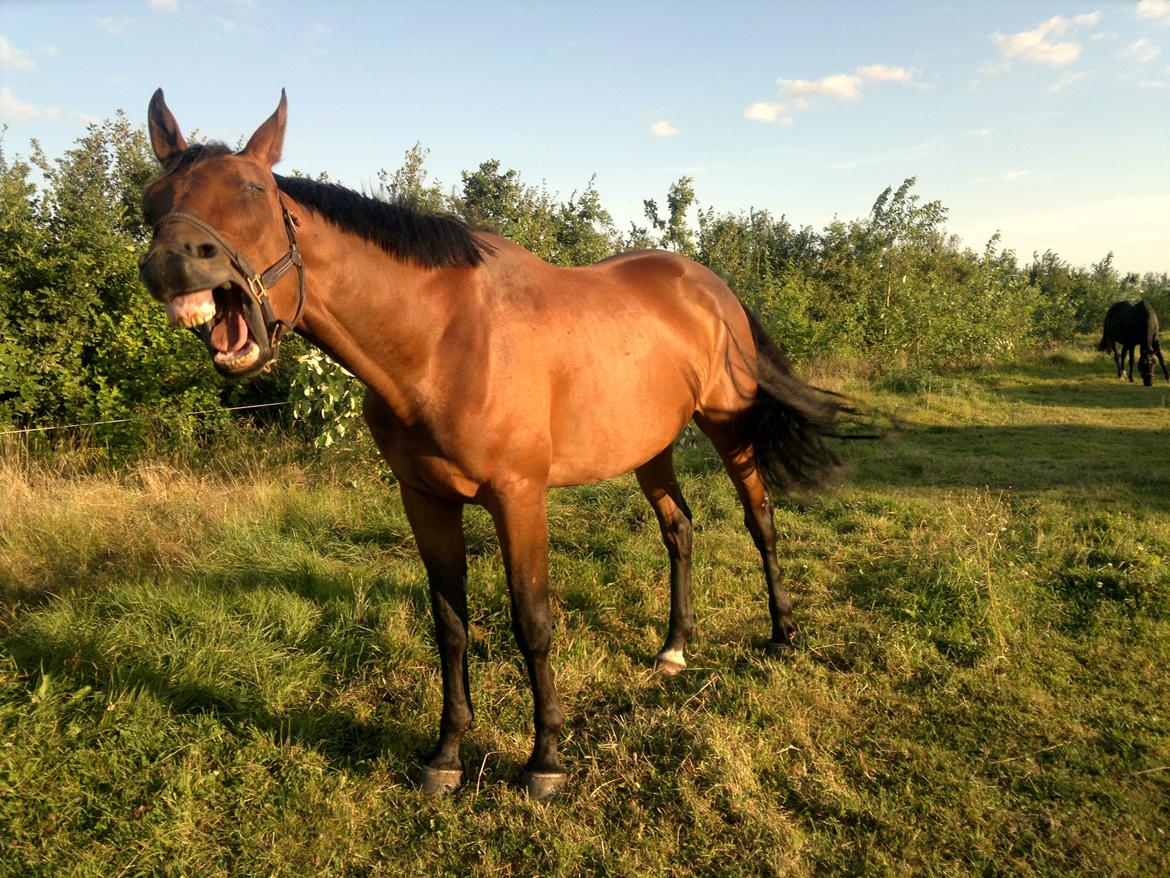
[1136,0,1170,21]
[855,64,915,82]
[1123,38,1162,62]
[0,86,59,123]
[781,72,865,102]
[148,0,178,11]
[744,101,791,124]
[213,15,237,32]
[992,13,1101,67]
[969,126,997,137]
[97,17,131,36]
[309,22,331,40]
[0,36,35,70]
[1048,70,1088,92]
[650,120,679,137]
[746,63,918,124]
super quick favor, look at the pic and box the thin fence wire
[0,401,289,437]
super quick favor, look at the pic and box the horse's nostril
[181,239,219,260]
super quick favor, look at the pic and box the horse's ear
[242,89,287,169]
[147,88,187,163]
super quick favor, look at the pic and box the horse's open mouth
[164,284,267,374]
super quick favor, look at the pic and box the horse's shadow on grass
[2,560,451,775]
[846,423,1170,508]
[3,530,689,781]
[991,369,1170,410]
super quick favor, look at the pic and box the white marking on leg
[656,648,686,667]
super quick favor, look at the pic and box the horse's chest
[363,395,485,500]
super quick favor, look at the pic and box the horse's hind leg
[695,416,795,651]
[635,448,694,675]
[1155,339,1169,380]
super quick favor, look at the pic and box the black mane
[154,143,487,269]
[275,175,487,270]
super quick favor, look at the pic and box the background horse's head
[1139,350,1156,386]
[138,89,301,379]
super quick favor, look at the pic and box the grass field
[2,345,1168,876]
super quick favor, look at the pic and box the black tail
[1097,333,1111,352]
[742,310,850,494]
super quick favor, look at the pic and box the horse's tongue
[209,311,250,353]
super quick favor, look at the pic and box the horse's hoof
[764,638,794,656]
[653,650,687,676]
[420,765,463,796]
[522,770,567,800]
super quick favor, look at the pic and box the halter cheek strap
[154,203,307,348]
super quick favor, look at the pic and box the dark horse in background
[137,91,849,799]
[1098,300,1169,386]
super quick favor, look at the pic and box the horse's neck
[292,213,456,423]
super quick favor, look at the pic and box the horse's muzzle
[139,246,232,302]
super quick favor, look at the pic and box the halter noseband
[154,204,307,350]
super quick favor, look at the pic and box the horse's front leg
[1127,345,1136,382]
[487,483,566,799]
[400,483,473,795]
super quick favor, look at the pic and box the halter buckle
[245,274,268,302]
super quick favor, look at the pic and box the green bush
[288,350,364,448]
[2,117,1154,454]
[0,118,230,449]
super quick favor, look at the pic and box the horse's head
[139,89,303,379]
[1139,351,1156,386]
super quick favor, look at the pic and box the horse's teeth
[214,340,260,369]
[177,302,215,327]
[165,290,215,327]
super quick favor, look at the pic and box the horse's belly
[545,372,697,487]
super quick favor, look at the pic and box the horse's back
[474,241,757,486]
[1104,300,1138,341]
[1104,300,1158,345]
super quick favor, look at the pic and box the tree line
[1,115,1166,450]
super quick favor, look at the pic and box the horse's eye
[242,182,266,194]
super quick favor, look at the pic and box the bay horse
[138,90,847,799]
[1097,300,1168,386]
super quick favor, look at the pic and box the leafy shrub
[0,117,229,448]
[288,350,364,448]
[3,116,1156,452]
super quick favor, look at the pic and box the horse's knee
[743,495,777,543]
[662,509,693,560]
[511,609,552,657]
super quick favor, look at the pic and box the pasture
[1,345,1168,876]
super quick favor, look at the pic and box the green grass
[2,345,1168,876]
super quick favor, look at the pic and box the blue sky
[2,0,1168,273]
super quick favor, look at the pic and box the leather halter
[154,204,306,349]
